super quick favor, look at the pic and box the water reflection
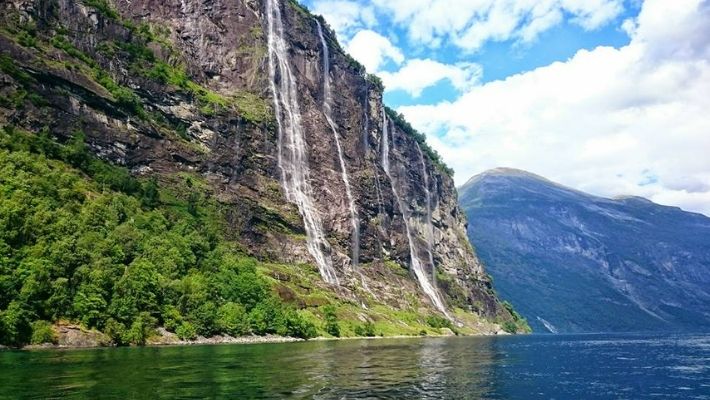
[2,334,709,399]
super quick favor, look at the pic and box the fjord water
[2,333,708,399]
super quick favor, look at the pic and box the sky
[302,0,710,216]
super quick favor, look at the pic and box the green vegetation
[353,321,376,337]
[0,55,34,85]
[426,315,453,330]
[50,35,96,66]
[4,1,270,126]
[384,106,454,176]
[49,34,146,117]
[81,0,119,20]
[500,301,531,333]
[366,73,385,92]
[322,304,340,337]
[30,320,57,344]
[289,0,314,18]
[0,125,317,346]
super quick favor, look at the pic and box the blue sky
[385,11,638,107]
[301,0,710,216]
[303,0,642,106]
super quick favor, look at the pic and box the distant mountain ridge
[460,168,710,333]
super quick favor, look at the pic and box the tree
[0,302,33,346]
[123,312,157,345]
[216,302,250,336]
[323,305,340,337]
[354,321,376,337]
[30,320,57,344]
[175,322,197,340]
[141,178,160,208]
[72,284,107,328]
[189,301,218,337]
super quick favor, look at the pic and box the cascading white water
[362,90,370,151]
[316,21,360,268]
[381,112,449,317]
[417,144,437,282]
[266,0,339,284]
[381,107,390,173]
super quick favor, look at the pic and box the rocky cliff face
[460,168,710,333]
[0,0,511,327]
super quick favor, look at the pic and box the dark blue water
[1,333,708,399]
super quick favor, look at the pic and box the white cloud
[311,0,376,37]
[399,0,710,216]
[379,59,483,97]
[346,30,404,72]
[371,0,624,51]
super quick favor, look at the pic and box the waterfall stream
[381,111,449,316]
[316,21,360,268]
[417,144,437,283]
[381,107,390,173]
[266,0,338,284]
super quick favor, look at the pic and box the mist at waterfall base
[2,333,708,399]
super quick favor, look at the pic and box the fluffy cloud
[310,0,377,37]
[371,0,624,50]
[310,0,623,52]
[399,0,710,216]
[379,59,483,97]
[346,30,404,71]
[345,32,482,97]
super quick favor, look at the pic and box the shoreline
[10,329,508,351]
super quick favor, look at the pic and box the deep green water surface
[1,333,709,399]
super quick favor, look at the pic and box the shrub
[322,305,340,337]
[280,309,317,339]
[104,318,127,345]
[17,30,37,48]
[30,320,57,344]
[82,0,119,20]
[248,299,280,335]
[162,305,183,332]
[0,303,33,346]
[426,315,453,330]
[216,302,250,336]
[124,312,157,345]
[354,321,376,337]
[189,302,218,337]
[175,322,197,340]
[502,321,518,334]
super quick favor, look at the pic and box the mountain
[0,0,527,346]
[459,168,710,333]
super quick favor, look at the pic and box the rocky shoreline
[5,324,509,351]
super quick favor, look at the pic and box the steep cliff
[0,0,518,334]
[460,168,710,333]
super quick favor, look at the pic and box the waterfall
[362,87,370,151]
[381,112,449,317]
[417,144,437,283]
[316,21,360,268]
[266,0,338,285]
[381,107,390,173]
